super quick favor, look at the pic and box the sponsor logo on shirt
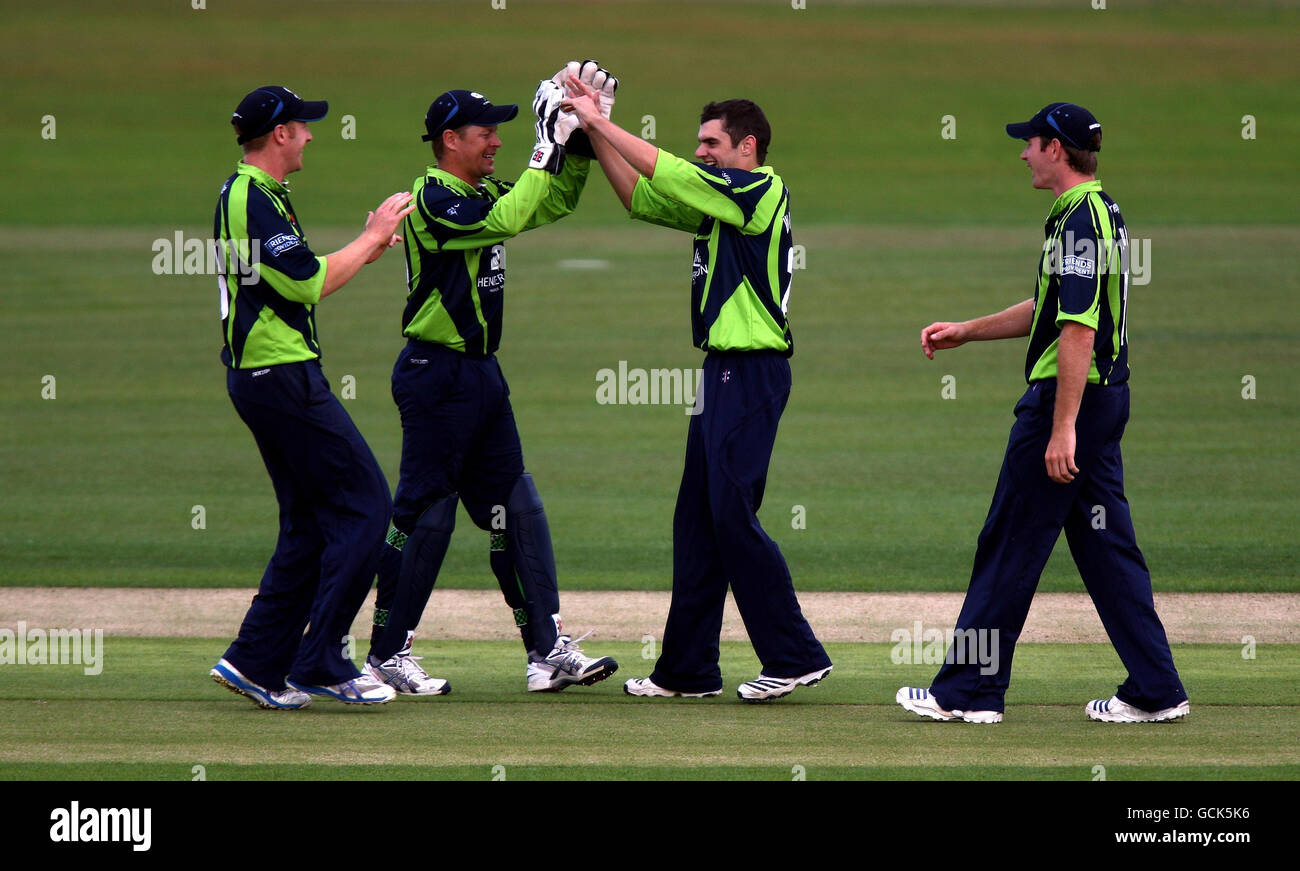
[692,248,707,282]
[1061,254,1096,279]
[264,233,302,257]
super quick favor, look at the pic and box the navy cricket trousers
[379,341,561,656]
[930,381,1186,713]
[651,351,831,693]
[223,361,391,688]
[389,341,524,534]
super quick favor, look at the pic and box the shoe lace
[556,629,594,653]
[547,630,595,672]
[397,654,431,682]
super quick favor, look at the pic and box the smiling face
[694,119,757,170]
[1020,135,1060,191]
[441,124,502,185]
[281,121,312,174]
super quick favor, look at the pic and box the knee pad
[416,492,459,534]
[370,493,458,662]
[507,473,544,517]
[400,493,459,609]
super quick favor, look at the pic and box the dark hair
[700,99,771,164]
[1041,132,1101,175]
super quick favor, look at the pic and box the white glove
[555,108,580,146]
[530,79,567,174]
[578,59,618,119]
[551,61,582,88]
[552,60,597,158]
[534,78,580,145]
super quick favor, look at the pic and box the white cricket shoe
[895,686,1003,723]
[365,654,451,696]
[1086,696,1190,723]
[287,674,397,705]
[737,665,833,702]
[624,677,722,698]
[210,658,311,710]
[526,632,618,692]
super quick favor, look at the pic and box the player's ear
[738,133,759,164]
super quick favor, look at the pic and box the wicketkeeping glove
[530,79,568,174]
[578,59,618,119]
[551,61,582,88]
[552,61,595,158]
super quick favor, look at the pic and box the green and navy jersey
[213,162,327,369]
[401,158,589,356]
[1026,179,1130,385]
[629,150,793,355]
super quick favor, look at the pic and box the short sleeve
[246,186,324,304]
[646,151,773,230]
[1055,206,1102,330]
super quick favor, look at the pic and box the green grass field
[2,639,1296,780]
[1,1,1297,785]
[3,223,1295,591]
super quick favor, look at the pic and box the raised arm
[415,170,553,251]
[585,124,640,211]
[566,77,660,179]
[524,154,591,230]
[564,73,706,233]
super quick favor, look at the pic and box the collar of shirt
[237,161,291,195]
[426,166,485,197]
[1045,178,1102,222]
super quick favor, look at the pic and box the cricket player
[361,74,618,694]
[898,102,1189,723]
[209,85,414,709]
[565,68,832,701]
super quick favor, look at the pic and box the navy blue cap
[1006,102,1102,151]
[422,90,518,142]
[232,86,328,145]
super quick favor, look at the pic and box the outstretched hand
[363,192,414,263]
